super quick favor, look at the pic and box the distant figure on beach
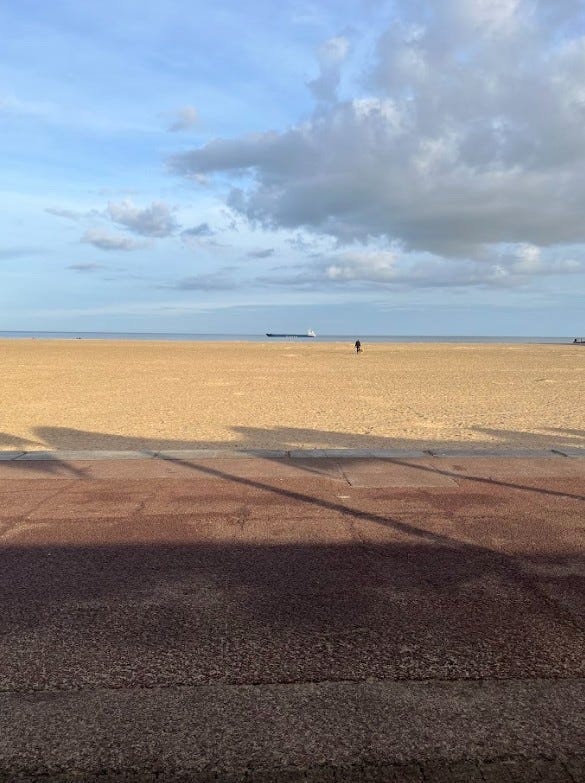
[354,339,362,354]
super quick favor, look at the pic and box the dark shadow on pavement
[0,424,582,501]
[1,536,584,688]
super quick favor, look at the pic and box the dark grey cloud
[169,0,585,266]
[220,208,241,232]
[81,229,145,251]
[247,248,274,258]
[107,200,179,237]
[287,234,324,254]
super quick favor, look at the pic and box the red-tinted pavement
[0,453,584,781]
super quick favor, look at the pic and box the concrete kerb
[0,447,583,461]
[425,448,559,458]
[554,447,585,457]
[12,449,161,461]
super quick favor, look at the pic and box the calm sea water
[0,331,573,344]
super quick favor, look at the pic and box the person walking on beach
[354,339,362,354]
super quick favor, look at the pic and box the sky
[1,0,585,336]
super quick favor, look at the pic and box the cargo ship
[266,329,316,338]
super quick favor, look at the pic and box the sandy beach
[0,339,583,453]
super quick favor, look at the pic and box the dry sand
[0,339,583,453]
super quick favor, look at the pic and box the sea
[0,331,573,344]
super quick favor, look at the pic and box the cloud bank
[263,246,583,290]
[169,0,585,276]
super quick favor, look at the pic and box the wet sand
[0,339,583,452]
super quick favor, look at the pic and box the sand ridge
[0,339,583,453]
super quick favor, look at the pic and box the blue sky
[2,0,584,335]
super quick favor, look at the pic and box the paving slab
[0,456,348,482]
[0,485,70,519]
[339,458,458,487]
[415,456,585,479]
[153,456,346,482]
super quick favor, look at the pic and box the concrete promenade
[0,449,584,781]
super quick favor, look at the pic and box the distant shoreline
[0,331,572,345]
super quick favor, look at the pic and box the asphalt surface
[0,452,584,781]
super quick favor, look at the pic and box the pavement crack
[2,674,585,697]
[127,490,158,522]
[0,481,76,540]
[335,462,352,486]
[233,505,251,530]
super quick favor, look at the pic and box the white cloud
[510,243,542,274]
[260,245,584,290]
[46,201,178,244]
[506,244,583,276]
[107,200,179,237]
[324,250,398,282]
[81,229,145,251]
[181,222,214,238]
[46,206,101,222]
[45,207,84,221]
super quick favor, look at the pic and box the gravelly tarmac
[0,453,583,782]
